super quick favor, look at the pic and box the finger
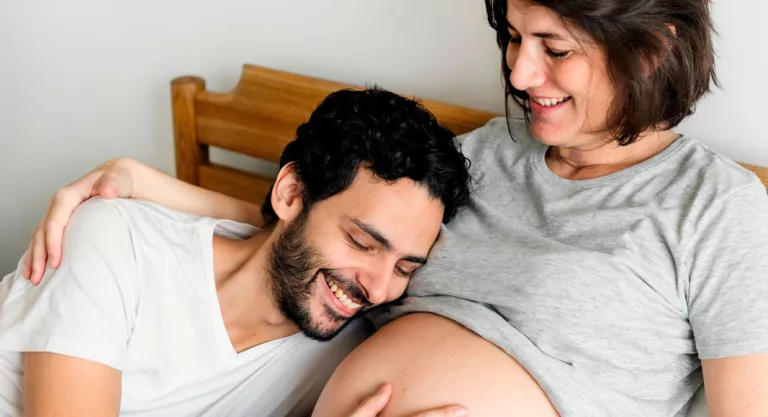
[96,167,133,199]
[30,228,47,285]
[413,406,467,417]
[98,184,118,199]
[349,384,393,417]
[45,188,88,269]
[28,204,53,280]
[93,175,117,199]
[44,217,67,269]
[68,169,105,199]
[22,240,33,279]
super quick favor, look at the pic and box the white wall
[1,0,766,273]
[677,0,768,164]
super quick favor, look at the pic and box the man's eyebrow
[401,256,428,265]
[350,219,428,265]
[507,22,567,41]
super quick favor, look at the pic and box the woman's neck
[545,129,680,180]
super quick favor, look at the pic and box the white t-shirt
[0,198,369,417]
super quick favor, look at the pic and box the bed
[171,64,768,204]
[169,64,765,417]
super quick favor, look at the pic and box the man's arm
[24,352,121,417]
[0,199,139,414]
[702,354,768,417]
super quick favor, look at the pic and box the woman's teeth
[532,96,570,107]
[325,276,362,310]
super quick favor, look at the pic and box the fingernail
[377,384,389,395]
[453,407,467,416]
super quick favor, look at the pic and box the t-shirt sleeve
[0,199,140,371]
[687,180,768,359]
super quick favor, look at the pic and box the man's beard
[267,212,366,341]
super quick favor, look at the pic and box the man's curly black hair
[260,86,471,226]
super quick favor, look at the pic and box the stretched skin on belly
[313,313,560,417]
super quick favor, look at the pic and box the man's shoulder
[62,198,132,254]
[81,198,207,226]
[71,198,212,242]
[0,200,149,372]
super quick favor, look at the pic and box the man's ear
[270,163,304,223]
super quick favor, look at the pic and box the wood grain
[193,65,354,164]
[171,76,208,184]
[198,163,274,206]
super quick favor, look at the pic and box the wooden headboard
[171,64,768,206]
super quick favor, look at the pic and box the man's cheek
[386,282,409,304]
[320,243,364,269]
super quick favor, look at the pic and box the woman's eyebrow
[507,22,567,41]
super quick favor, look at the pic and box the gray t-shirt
[368,117,768,417]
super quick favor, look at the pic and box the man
[0,87,471,416]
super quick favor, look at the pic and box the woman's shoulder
[654,137,767,240]
[670,138,764,202]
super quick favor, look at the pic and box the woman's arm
[123,157,262,226]
[687,182,768,416]
[24,157,262,283]
[702,354,768,416]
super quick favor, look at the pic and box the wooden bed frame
[171,64,768,206]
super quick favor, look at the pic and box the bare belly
[313,313,559,417]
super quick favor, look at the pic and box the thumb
[413,406,468,417]
[95,182,118,199]
[349,384,392,417]
[94,169,134,199]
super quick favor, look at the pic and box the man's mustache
[319,268,373,307]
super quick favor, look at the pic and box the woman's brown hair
[486,0,720,145]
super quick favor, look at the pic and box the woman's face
[505,0,615,148]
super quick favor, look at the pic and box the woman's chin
[530,122,573,147]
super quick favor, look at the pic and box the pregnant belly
[313,313,559,416]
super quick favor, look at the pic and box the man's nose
[357,269,392,306]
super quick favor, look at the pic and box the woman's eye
[508,35,569,59]
[547,49,571,59]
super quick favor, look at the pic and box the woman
[24,0,768,415]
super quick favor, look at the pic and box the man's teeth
[532,97,569,107]
[325,277,362,310]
